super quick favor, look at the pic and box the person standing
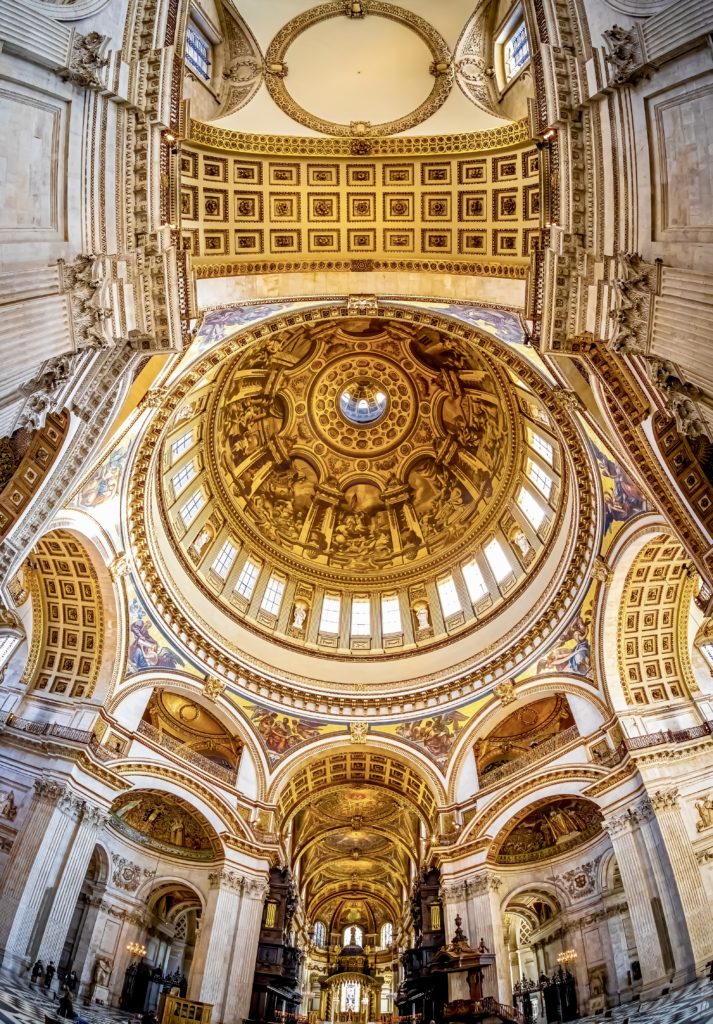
[30,959,44,984]
[45,961,56,989]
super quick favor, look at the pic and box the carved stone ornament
[695,794,713,833]
[602,24,644,86]
[111,854,150,892]
[34,777,66,803]
[0,790,18,821]
[0,605,23,634]
[203,676,227,702]
[602,806,641,836]
[644,788,679,813]
[468,871,502,896]
[345,0,367,17]
[60,254,113,352]
[350,721,368,744]
[454,0,498,116]
[57,30,109,90]
[607,251,659,355]
[555,856,601,899]
[139,386,169,411]
[645,361,711,441]
[493,680,517,705]
[105,557,129,586]
[18,354,79,432]
[590,556,613,585]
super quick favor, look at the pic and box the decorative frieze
[555,856,601,899]
[111,854,154,892]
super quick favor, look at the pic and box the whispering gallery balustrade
[135,718,238,785]
[477,724,581,790]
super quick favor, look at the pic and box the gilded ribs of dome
[207,317,515,582]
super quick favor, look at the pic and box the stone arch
[269,739,446,830]
[107,674,267,803]
[109,766,251,842]
[447,678,611,804]
[597,515,699,714]
[489,794,603,866]
[458,766,605,845]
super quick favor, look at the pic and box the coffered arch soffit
[271,746,443,830]
[596,515,700,713]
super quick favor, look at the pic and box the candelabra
[556,948,577,966]
[126,941,147,957]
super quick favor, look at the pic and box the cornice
[188,118,531,157]
[193,258,529,281]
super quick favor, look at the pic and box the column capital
[82,802,110,830]
[440,881,466,902]
[602,806,642,836]
[641,788,679,815]
[467,871,502,896]
[33,777,67,803]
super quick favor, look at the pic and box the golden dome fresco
[129,304,596,713]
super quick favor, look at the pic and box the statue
[477,937,490,953]
[0,790,17,821]
[695,794,713,832]
[292,603,308,630]
[414,604,430,631]
[93,956,112,987]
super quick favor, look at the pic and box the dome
[128,304,596,715]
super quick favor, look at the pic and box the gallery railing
[136,718,237,786]
[477,724,580,791]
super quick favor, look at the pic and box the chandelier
[126,941,147,957]
[556,948,577,965]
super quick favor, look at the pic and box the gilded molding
[263,1,453,137]
[188,118,531,156]
[193,259,528,281]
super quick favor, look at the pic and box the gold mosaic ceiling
[293,781,419,926]
[154,314,563,658]
[129,304,596,710]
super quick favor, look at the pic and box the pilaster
[640,789,713,973]
[602,809,669,990]
[223,875,270,1023]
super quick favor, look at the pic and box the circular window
[339,381,389,425]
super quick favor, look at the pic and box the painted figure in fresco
[593,448,646,534]
[128,601,184,672]
[250,708,321,755]
[76,445,127,508]
[396,711,467,760]
[536,610,591,676]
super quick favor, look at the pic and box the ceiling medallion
[263,1,454,137]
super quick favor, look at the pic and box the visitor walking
[45,960,56,989]
[30,959,44,984]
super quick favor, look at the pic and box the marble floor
[577,977,713,1023]
[0,977,712,1024]
[0,970,139,1023]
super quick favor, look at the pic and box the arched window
[341,980,361,1012]
[380,922,393,948]
[343,924,363,947]
[313,920,326,947]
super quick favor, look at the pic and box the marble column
[189,869,244,1020]
[0,779,83,970]
[641,789,713,972]
[465,871,510,1003]
[602,810,668,988]
[223,876,269,1023]
[35,803,108,968]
